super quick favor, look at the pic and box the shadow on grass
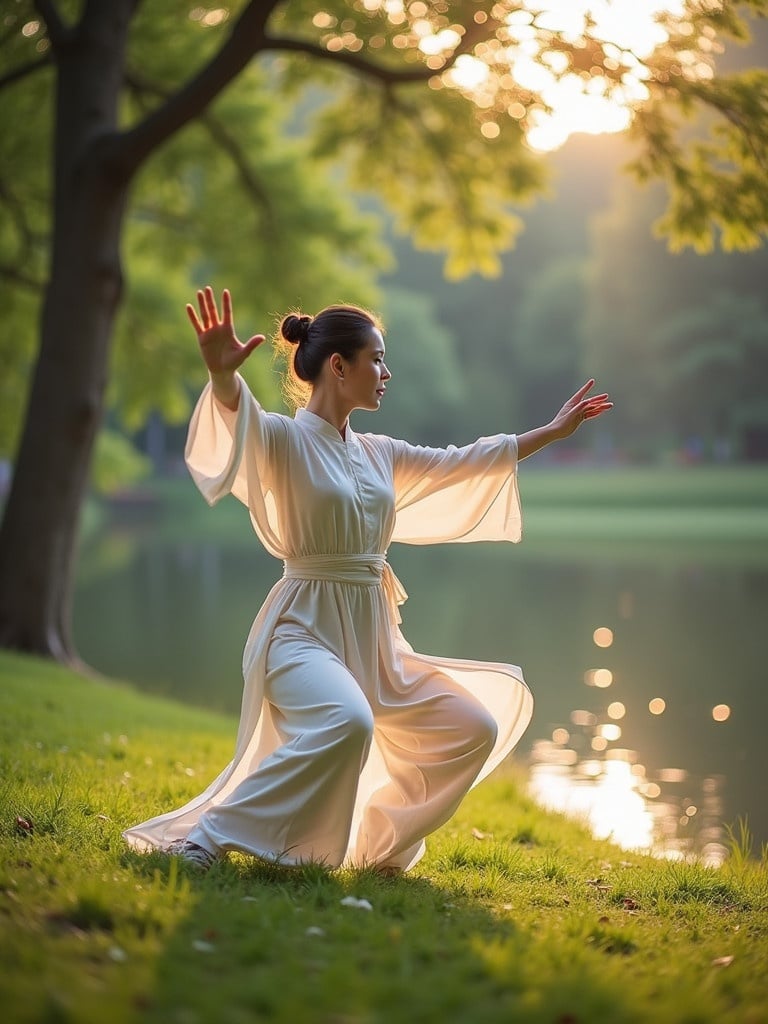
[119,845,644,1024]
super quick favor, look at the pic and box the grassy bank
[519,465,768,544]
[1,651,766,1024]
[133,466,768,548]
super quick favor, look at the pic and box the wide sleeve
[184,374,288,556]
[389,433,521,545]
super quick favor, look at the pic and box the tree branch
[0,177,40,263]
[682,78,768,175]
[114,0,281,178]
[0,265,45,291]
[124,69,275,223]
[261,35,442,84]
[198,114,275,224]
[261,15,500,86]
[0,53,52,92]
[32,0,67,48]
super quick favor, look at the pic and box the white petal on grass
[192,940,216,953]
[340,896,373,911]
[305,926,326,937]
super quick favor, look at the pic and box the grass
[122,466,768,550]
[1,650,767,1024]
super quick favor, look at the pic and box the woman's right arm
[186,285,265,411]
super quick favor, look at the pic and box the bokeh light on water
[74,529,768,855]
[593,627,614,648]
[528,624,730,866]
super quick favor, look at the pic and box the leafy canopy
[0,0,766,454]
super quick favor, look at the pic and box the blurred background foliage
[1,1,767,491]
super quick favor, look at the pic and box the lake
[74,494,768,859]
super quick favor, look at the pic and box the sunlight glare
[446,54,491,90]
[429,0,709,150]
[530,758,655,851]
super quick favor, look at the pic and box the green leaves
[2,0,768,456]
[312,79,546,278]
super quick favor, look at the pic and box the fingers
[584,402,613,419]
[582,399,613,420]
[190,285,233,332]
[571,379,595,402]
[194,285,221,329]
[222,288,233,326]
[203,286,218,327]
[186,303,204,335]
[244,334,266,355]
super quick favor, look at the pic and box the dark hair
[276,304,383,408]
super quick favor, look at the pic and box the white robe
[123,376,533,870]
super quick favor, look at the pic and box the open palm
[186,286,265,375]
[551,380,613,439]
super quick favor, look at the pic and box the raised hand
[186,286,265,377]
[550,380,613,439]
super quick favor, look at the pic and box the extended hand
[551,380,613,439]
[186,286,265,376]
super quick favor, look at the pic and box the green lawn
[519,465,768,510]
[1,651,766,1024]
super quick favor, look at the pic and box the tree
[369,287,466,444]
[512,258,588,430]
[584,173,768,457]
[656,292,768,455]
[1,0,767,663]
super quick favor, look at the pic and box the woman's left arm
[517,380,612,461]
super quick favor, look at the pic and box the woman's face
[343,329,391,411]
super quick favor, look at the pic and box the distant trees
[585,179,768,460]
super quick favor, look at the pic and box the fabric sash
[282,553,408,624]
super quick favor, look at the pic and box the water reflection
[74,529,768,851]
[528,623,730,864]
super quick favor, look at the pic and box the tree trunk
[0,4,132,662]
[0,183,127,661]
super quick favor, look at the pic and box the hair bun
[281,313,312,345]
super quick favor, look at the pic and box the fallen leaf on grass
[108,946,128,963]
[471,827,492,840]
[711,956,734,968]
[623,898,640,911]
[192,940,216,953]
[586,879,612,892]
[340,896,373,911]
[14,817,33,835]
[305,926,325,937]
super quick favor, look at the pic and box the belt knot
[282,553,407,624]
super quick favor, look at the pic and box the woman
[123,286,612,873]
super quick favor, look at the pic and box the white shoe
[166,838,218,872]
